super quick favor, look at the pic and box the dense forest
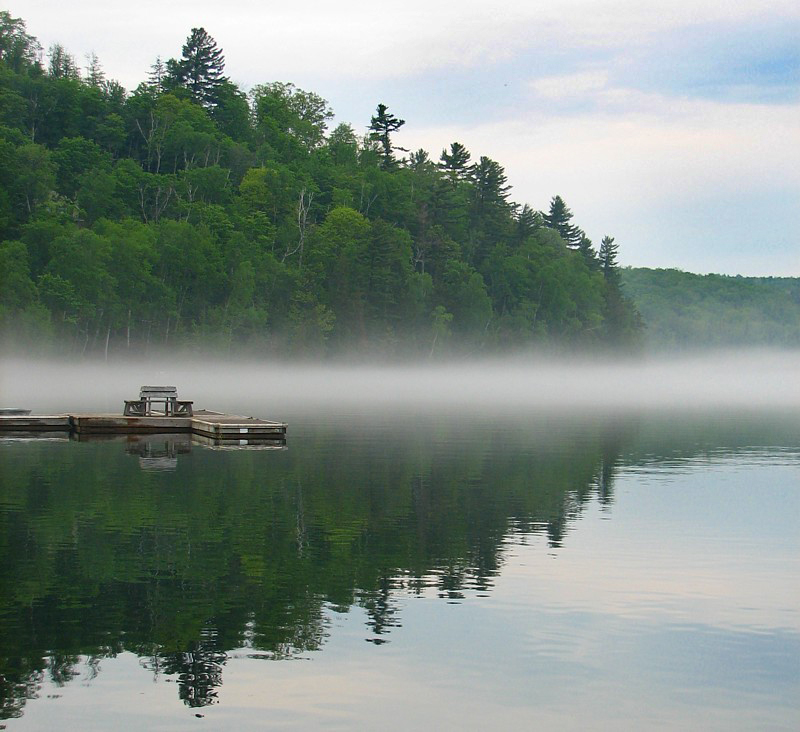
[0,12,642,357]
[622,269,800,348]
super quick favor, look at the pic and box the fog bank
[2,350,798,417]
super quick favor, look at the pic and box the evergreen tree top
[174,27,227,108]
[543,195,582,247]
[368,103,406,170]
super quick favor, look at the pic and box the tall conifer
[368,104,405,170]
[599,235,620,283]
[438,142,471,185]
[543,195,582,248]
[174,27,226,108]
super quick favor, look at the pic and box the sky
[8,0,800,276]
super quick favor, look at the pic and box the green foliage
[439,142,471,184]
[543,195,582,248]
[47,43,79,80]
[169,27,227,109]
[52,136,110,197]
[252,82,333,156]
[13,142,56,215]
[0,11,42,73]
[368,103,405,170]
[622,268,800,348]
[0,12,644,355]
[0,239,37,309]
[439,261,492,338]
[598,235,619,282]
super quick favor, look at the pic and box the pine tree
[515,204,541,242]
[543,195,582,247]
[578,234,599,271]
[174,27,226,108]
[470,156,511,208]
[438,142,471,185]
[408,148,432,172]
[368,103,405,170]
[85,52,105,87]
[599,235,620,283]
[148,56,166,94]
[48,43,79,79]
[467,156,512,265]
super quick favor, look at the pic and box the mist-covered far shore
[2,349,799,417]
[621,269,800,350]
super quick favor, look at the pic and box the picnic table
[123,386,193,417]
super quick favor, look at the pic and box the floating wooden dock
[0,409,287,440]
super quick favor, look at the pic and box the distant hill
[621,268,800,348]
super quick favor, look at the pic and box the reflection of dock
[106,433,286,469]
[1,430,286,471]
[191,434,288,450]
[0,409,287,441]
[124,434,191,471]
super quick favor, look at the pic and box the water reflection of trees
[0,419,629,719]
[161,644,227,707]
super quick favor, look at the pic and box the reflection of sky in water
[9,455,798,731]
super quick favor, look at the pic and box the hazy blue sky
[10,1,800,275]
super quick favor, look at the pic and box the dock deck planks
[191,411,287,439]
[0,410,287,440]
[0,415,72,431]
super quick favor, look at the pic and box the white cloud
[404,91,800,203]
[530,71,610,99]
[12,0,800,86]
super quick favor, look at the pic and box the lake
[0,357,799,730]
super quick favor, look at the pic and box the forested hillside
[0,13,641,356]
[622,268,800,348]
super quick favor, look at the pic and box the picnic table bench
[123,386,193,417]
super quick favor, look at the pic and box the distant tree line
[0,12,642,356]
[622,268,800,348]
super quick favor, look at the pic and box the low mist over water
[2,349,799,416]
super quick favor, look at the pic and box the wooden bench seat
[123,399,146,416]
[174,400,193,416]
[123,386,192,417]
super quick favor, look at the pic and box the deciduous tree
[0,11,41,72]
[252,82,333,153]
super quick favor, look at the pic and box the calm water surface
[0,406,798,730]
